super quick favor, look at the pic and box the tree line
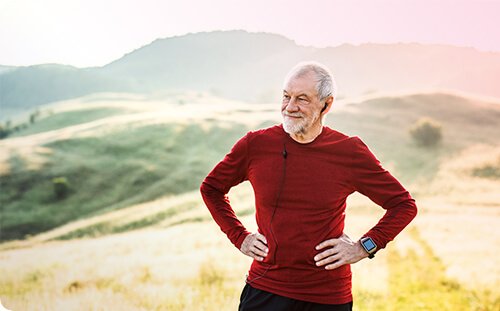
[0,109,41,139]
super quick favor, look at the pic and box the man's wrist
[356,241,370,259]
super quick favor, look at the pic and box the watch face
[363,238,376,252]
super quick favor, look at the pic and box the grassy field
[0,189,498,310]
[1,90,500,310]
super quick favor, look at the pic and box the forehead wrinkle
[284,72,318,100]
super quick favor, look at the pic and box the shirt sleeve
[349,137,418,250]
[200,134,251,249]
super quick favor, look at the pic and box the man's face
[281,71,323,135]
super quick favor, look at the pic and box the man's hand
[240,233,269,261]
[314,233,369,270]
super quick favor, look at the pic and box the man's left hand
[314,233,369,270]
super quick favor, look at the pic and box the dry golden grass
[415,198,500,290]
[2,183,498,310]
[0,214,252,310]
[424,144,500,206]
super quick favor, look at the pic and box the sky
[0,0,499,68]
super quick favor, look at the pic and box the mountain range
[1,30,500,119]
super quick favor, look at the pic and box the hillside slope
[0,92,270,241]
[1,91,500,241]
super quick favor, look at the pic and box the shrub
[472,163,500,179]
[29,109,41,124]
[53,177,70,199]
[0,124,11,139]
[409,117,443,147]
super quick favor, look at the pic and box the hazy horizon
[0,0,498,68]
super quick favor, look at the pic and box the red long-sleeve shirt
[200,125,417,304]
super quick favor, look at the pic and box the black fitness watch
[360,237,377,259]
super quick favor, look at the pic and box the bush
[0,124,11,139]
[53,177,70,199]
[472,163,500,179]
[409,117,443,147]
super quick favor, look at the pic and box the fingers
[315,233,350,250]
[315,238,337,251]
[240,233,269,261]
[314,239,338,268]
[314,233,356,270]
[316,255,343,270]
[314,247,340,269]
[251,241,269,259]
[255,233,268,247]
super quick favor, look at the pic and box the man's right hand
[240,233,269,261]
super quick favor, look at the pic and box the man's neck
[289,124,323,144]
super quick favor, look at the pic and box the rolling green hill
[0,92,253,241]
[1,91,500,242]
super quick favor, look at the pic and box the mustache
[282,111,306,118]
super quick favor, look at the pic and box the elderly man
[200,62,417,310]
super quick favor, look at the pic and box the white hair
[284,61,337,102]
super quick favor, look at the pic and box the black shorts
[238,284,353,311]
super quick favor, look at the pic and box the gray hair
[285,61,337,102]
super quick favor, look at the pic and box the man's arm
[349,138,418,250]
[315,138,417,269]
[200,133,270,261]
[200,181,269,261]
[200,181,251,249]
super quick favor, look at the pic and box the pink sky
[0,0,498,67]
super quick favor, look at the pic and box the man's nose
[286,97,299,111]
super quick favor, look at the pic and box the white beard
[282,110,320,135]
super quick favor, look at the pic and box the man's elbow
[407,198,418,220]
[200,180,210,198]
[200,181,223,200]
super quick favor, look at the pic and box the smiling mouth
[283,113,305,119]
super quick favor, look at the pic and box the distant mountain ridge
[2,30,500,118]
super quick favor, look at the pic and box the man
[200,62,417,310]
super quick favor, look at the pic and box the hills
[2,30,500,120]
[1,89,500,310]
[1,90,499,241]
[1,30,500,309]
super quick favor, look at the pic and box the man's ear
[321,102,328,113]
[321,96,334,114]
